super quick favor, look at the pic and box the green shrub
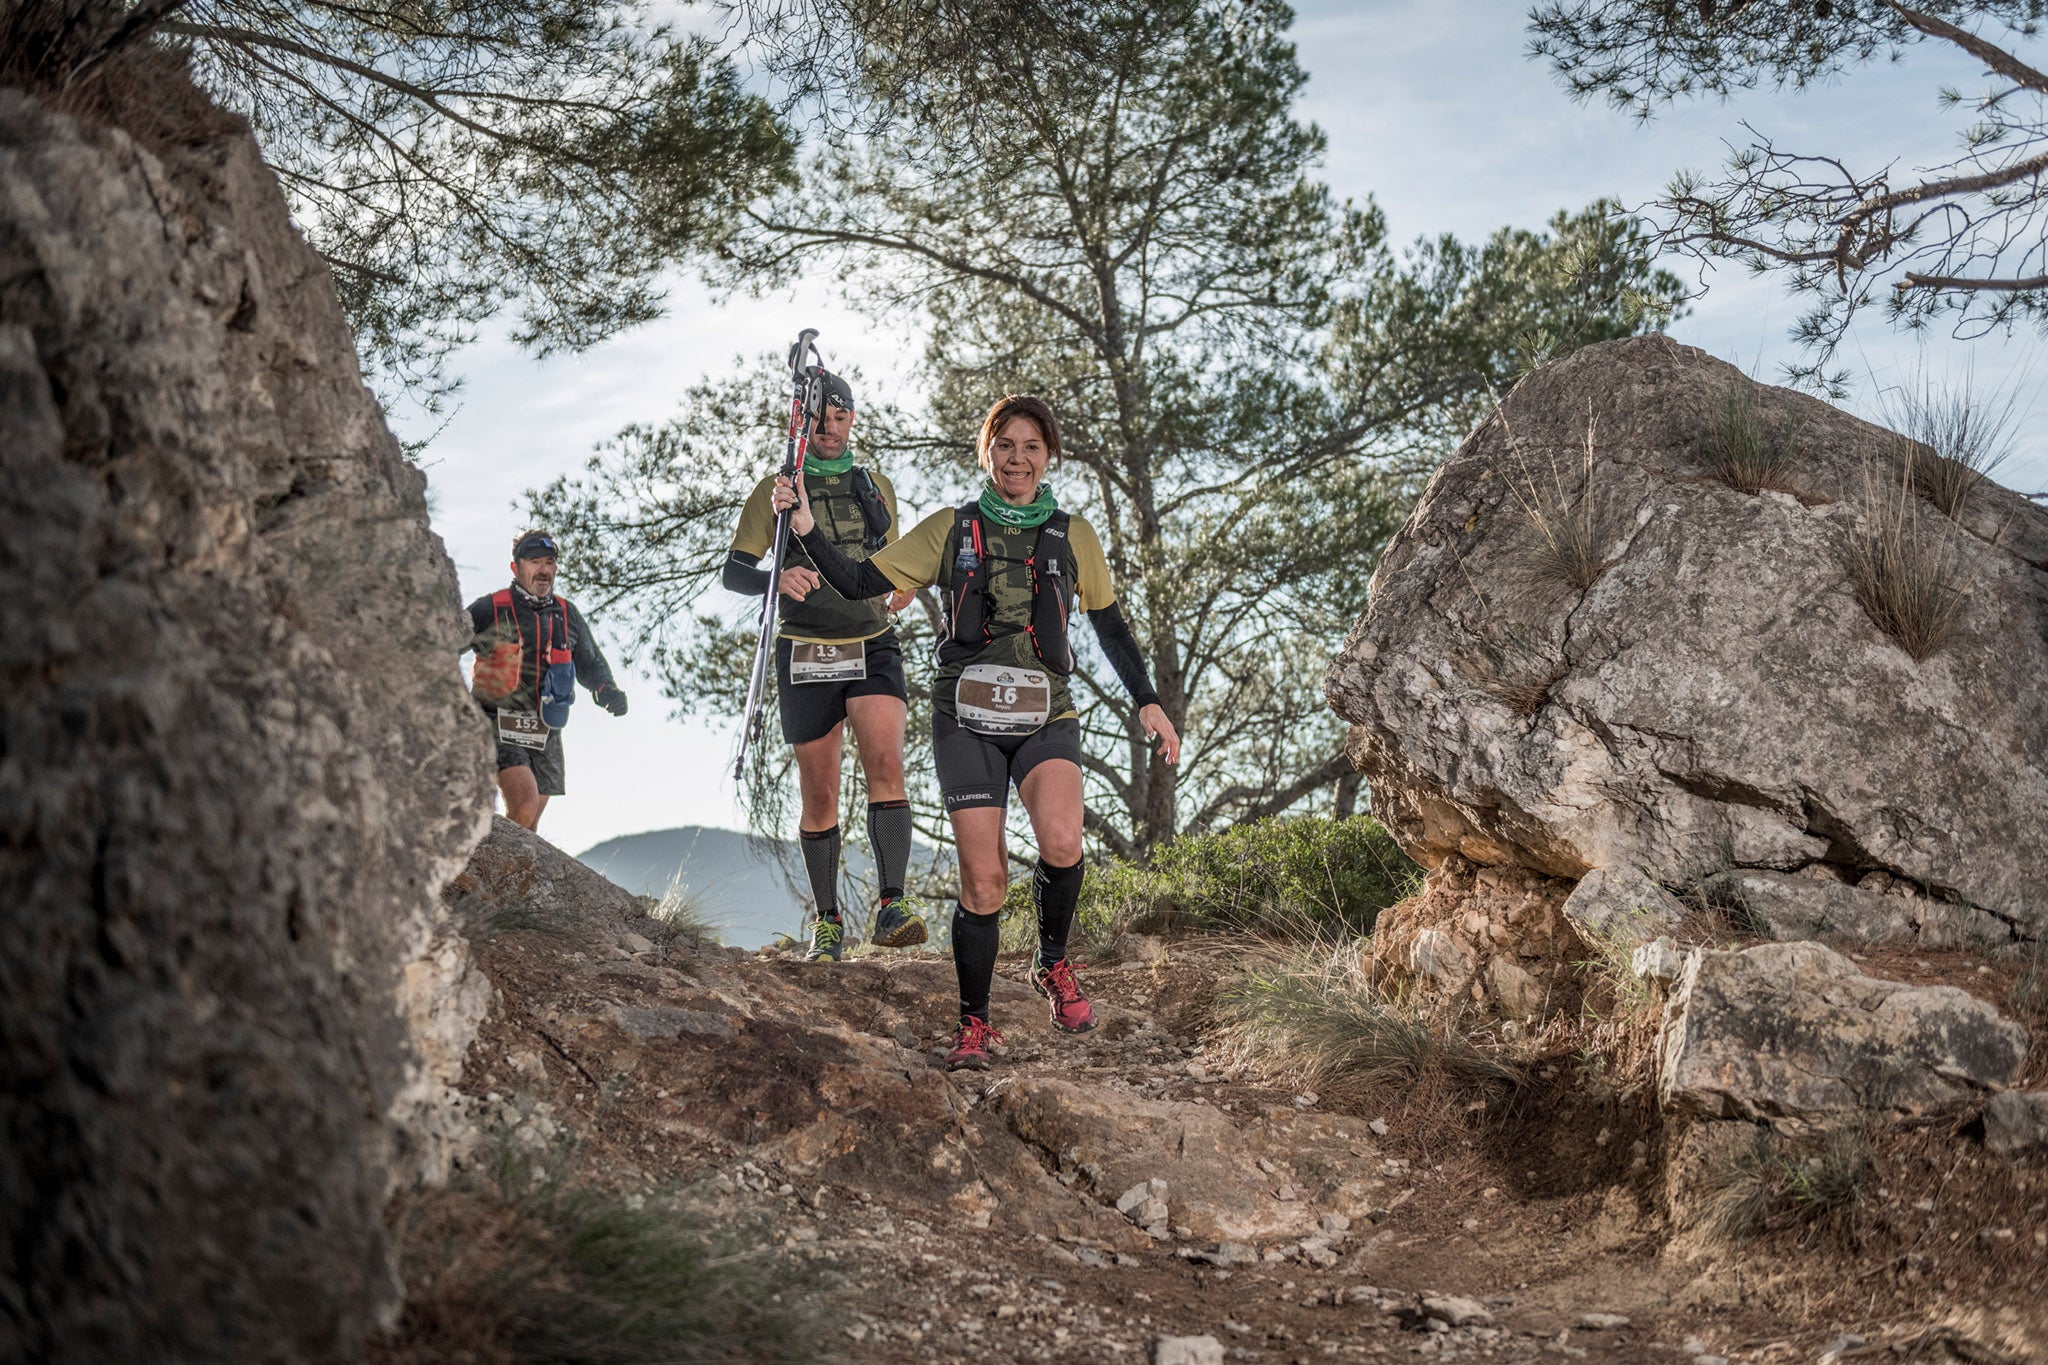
[1147,815,1421,936]
[999,816,1421,953]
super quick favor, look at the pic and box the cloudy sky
[399,2,2048,858]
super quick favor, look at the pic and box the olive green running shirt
[732,468,900,644]
[864,509,1117,721]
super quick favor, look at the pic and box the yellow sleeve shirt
[862,507,1116,605]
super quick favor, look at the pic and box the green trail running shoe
[803,916,844,963]
[870,897,929,949]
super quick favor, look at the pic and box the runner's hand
[1137,703,1181,766]
[596,684,629,716]
[780,566,821,602]
[886,588,917,613]
[772,474,815,535]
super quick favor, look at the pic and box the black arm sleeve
[564,599,617,694]
[797,524,896,601]
[722,549,771,597]
[1088,602,1161,710]
[463,596,492,649]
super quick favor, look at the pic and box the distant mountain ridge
[576,825,944,949]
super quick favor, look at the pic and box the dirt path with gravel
[441,920,1853,1365]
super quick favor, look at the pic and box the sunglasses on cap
[515,534,558,559]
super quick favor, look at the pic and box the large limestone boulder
[1325,337,2048,944]
[0,38,491,1364]
[1658,942,2027,1121]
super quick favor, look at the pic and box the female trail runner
[775,394,1180,1069]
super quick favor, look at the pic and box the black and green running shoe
[870,897,929,949]
[802,916,844,963]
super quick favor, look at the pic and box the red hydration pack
[474,590,577,725]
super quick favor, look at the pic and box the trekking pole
[734,328,826,782]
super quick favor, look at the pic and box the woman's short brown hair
[976,395,1063,472]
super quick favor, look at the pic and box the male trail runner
[725,371,925,962]
[465,530,628,833]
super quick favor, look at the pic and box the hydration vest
[488,588,578,727]
[805,467,892,553]
[939,506,1076,675]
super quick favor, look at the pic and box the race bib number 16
[955,663,1051,736]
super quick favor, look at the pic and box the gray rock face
[1325,337,2048,942]
[1562,863,1685,946]
[1658,943,2027,1120]
[0,54,491,1364]
[1983,1090,2048,1154]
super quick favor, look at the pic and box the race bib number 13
[789,641,867,684]
[955,663,1051,736]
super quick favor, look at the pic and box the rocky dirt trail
[391,819,2019,1365]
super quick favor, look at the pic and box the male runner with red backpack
[466,529,628,832]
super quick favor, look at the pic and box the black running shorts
[495,725,566,796]
[775,632,908,745]
[932,712,1083,812]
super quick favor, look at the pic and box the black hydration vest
[939,506,1077,675]
[805,467,892,553]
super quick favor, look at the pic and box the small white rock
[1151,1333,1224,1365]
[1577,1313,1630,1330]
[620,930,655,955]
[1368,1117,1389,1136]
[1420,1295,1493,1328]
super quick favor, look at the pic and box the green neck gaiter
[804,449,855,476]
[978,480,1058,529]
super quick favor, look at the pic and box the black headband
[514,533,558,560]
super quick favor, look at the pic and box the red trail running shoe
[1031,956,1097,1033]
[945,1015,1003,1071]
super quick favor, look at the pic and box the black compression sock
[1033,857,1084,966]
[867,799,912,902]
[951,901,1000,1022]
[799,824,841,921]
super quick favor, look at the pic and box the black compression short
[775,632,908,745]
[932,712,1083,812]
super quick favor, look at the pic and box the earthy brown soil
[376,896,2048,1364]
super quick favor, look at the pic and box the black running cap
[816,370,854,412]
[514,532,558,560]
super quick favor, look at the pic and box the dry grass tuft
[1704,381,1802,495]
[1573,918,1664,1022]
[380,1142,816,1363]
[1886,374,2018,520]
[1457,623,1568,718]
[1845,447,1971,660]
[1691,1124,1876,1248]
[649,877,722,943]
[1493,397,1617,592]
[1217,941,1522,1111]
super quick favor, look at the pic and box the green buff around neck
[978,480,1058,528]
[804,449,855,476]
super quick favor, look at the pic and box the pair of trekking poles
[733,328,829,783]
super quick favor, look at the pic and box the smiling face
[512,554,557,598]
[984,414,1051,503]
[809,403,854,460]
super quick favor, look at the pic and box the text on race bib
[790,641,867,684]
[955,663,1051,736]
[496,708,550,750]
